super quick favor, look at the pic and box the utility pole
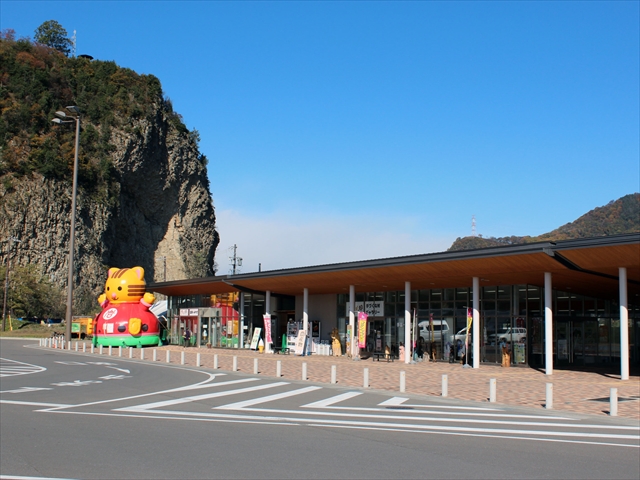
[2,237,21,332]
[230,244,242,275]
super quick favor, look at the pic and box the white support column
[545,272,553,375]
[349,285,355,357]
[303,287,309,334]
[472,276,480,369]
[619,267,629,381]
[404,281,411,364]
[265,290,272,353]
[239,292,244,349]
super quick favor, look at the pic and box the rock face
[1,110,218,306]
[0,35,219,311]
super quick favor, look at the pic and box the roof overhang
[149,234,640,302]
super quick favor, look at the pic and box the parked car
[453,326,488,345]
[419,320,451,344]
[489,327,527,344]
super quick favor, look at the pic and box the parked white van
[418,320,451,343]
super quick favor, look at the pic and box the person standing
[183,328,191,348]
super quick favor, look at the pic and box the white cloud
[214,208,453,274]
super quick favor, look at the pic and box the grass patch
[0,321,65,338]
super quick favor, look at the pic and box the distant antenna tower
[472,215,477,237]
[229,244,242,275]
[71,30,76,58]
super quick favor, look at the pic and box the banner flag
[465,308,473,357]
[263,314,272,343]
[357,311,368,349]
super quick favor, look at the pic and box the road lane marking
[379,397,407,406]
[0,358,46,377]
[301,391,361,408]
[119,381,290,412]
[217,386,322,409]
[0,400,70,408]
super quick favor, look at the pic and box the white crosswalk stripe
[0,358,46,377]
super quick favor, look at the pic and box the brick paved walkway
[67,342,640,420]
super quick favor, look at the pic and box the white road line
[218,386,322,410]
[119,381,290,412]
[0,475,79,480]
[301,391,361,408]
[379,396,408,406]
[0,400,71,408]
[0,358,46,377]
[215,405,639,430]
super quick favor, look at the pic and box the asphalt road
[1,338,639,480]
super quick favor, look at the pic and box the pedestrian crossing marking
[217,386,322,410]
[302,391,362,408]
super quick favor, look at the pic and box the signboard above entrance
[346,301,385,317]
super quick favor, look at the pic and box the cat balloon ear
[108,268,119,278]
[134,267,145,280]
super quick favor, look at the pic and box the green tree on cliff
[34,20,72,56]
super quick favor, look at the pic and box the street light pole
[2,237,21,332]
[52,106,81,344]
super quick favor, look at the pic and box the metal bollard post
[68,341,72,351]
[108,345,113,356]
[153,349,157,362]
[610,388,618,417]
[302,362,307,381]
[90,344,94,354]
[331,365,337,384]
[129,347,133,359]
[181,351,185,365]
[196,353,201,367]
[545,383,553,409]
[254,358,259,374]
[276,360,282,377]
[100,345,104,355]
[214,354,219,369]
[166,350,170,363]
[75,342,78,351]
[489,378,497,403]
[364,367,369,388]
[400,371,406,393]
[141,349,145,360]
[233,356,238,372]
[442,374,448,397]
[83,343,86,353]
[118,346,122,357]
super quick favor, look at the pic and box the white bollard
[610,388,618,417]
[364,367,369,388]
[276,360,282,377]
[166,350,170,363]
[331,365,337,384]
[91,344,94,354]
[108,345,113,356]
[489,378,497,403]
[254,358,259,374]
[129,347,133,359]
[68,340,72,350]
[141,349,145,360]
[233,356,238,372]
[546,383,553,409]
[75,342,78,351]
[100,345,104,355]
[214,354,219,369]
[118,346,122,357]
[153,349,157,361]
[400,371,406,393]
[196,353,201,367]
[302,362,307,381]
[82,343,86,353]
[442,374,448,397]
[181,351,185,365]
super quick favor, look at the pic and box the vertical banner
[346,324,352,356]
[263,314,272,344]
[357,312,368,349]
[465,307,473,359]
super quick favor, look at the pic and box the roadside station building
[150,233,640,378]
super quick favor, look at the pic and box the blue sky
[2,1,639,273]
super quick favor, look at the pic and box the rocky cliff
[0,34,218,312]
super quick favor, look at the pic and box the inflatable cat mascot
[93,266,162,347]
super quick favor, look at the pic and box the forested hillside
[449,193,640,251]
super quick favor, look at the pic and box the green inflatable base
[94,335,161,348]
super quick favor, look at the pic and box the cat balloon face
[104,267,147,303]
